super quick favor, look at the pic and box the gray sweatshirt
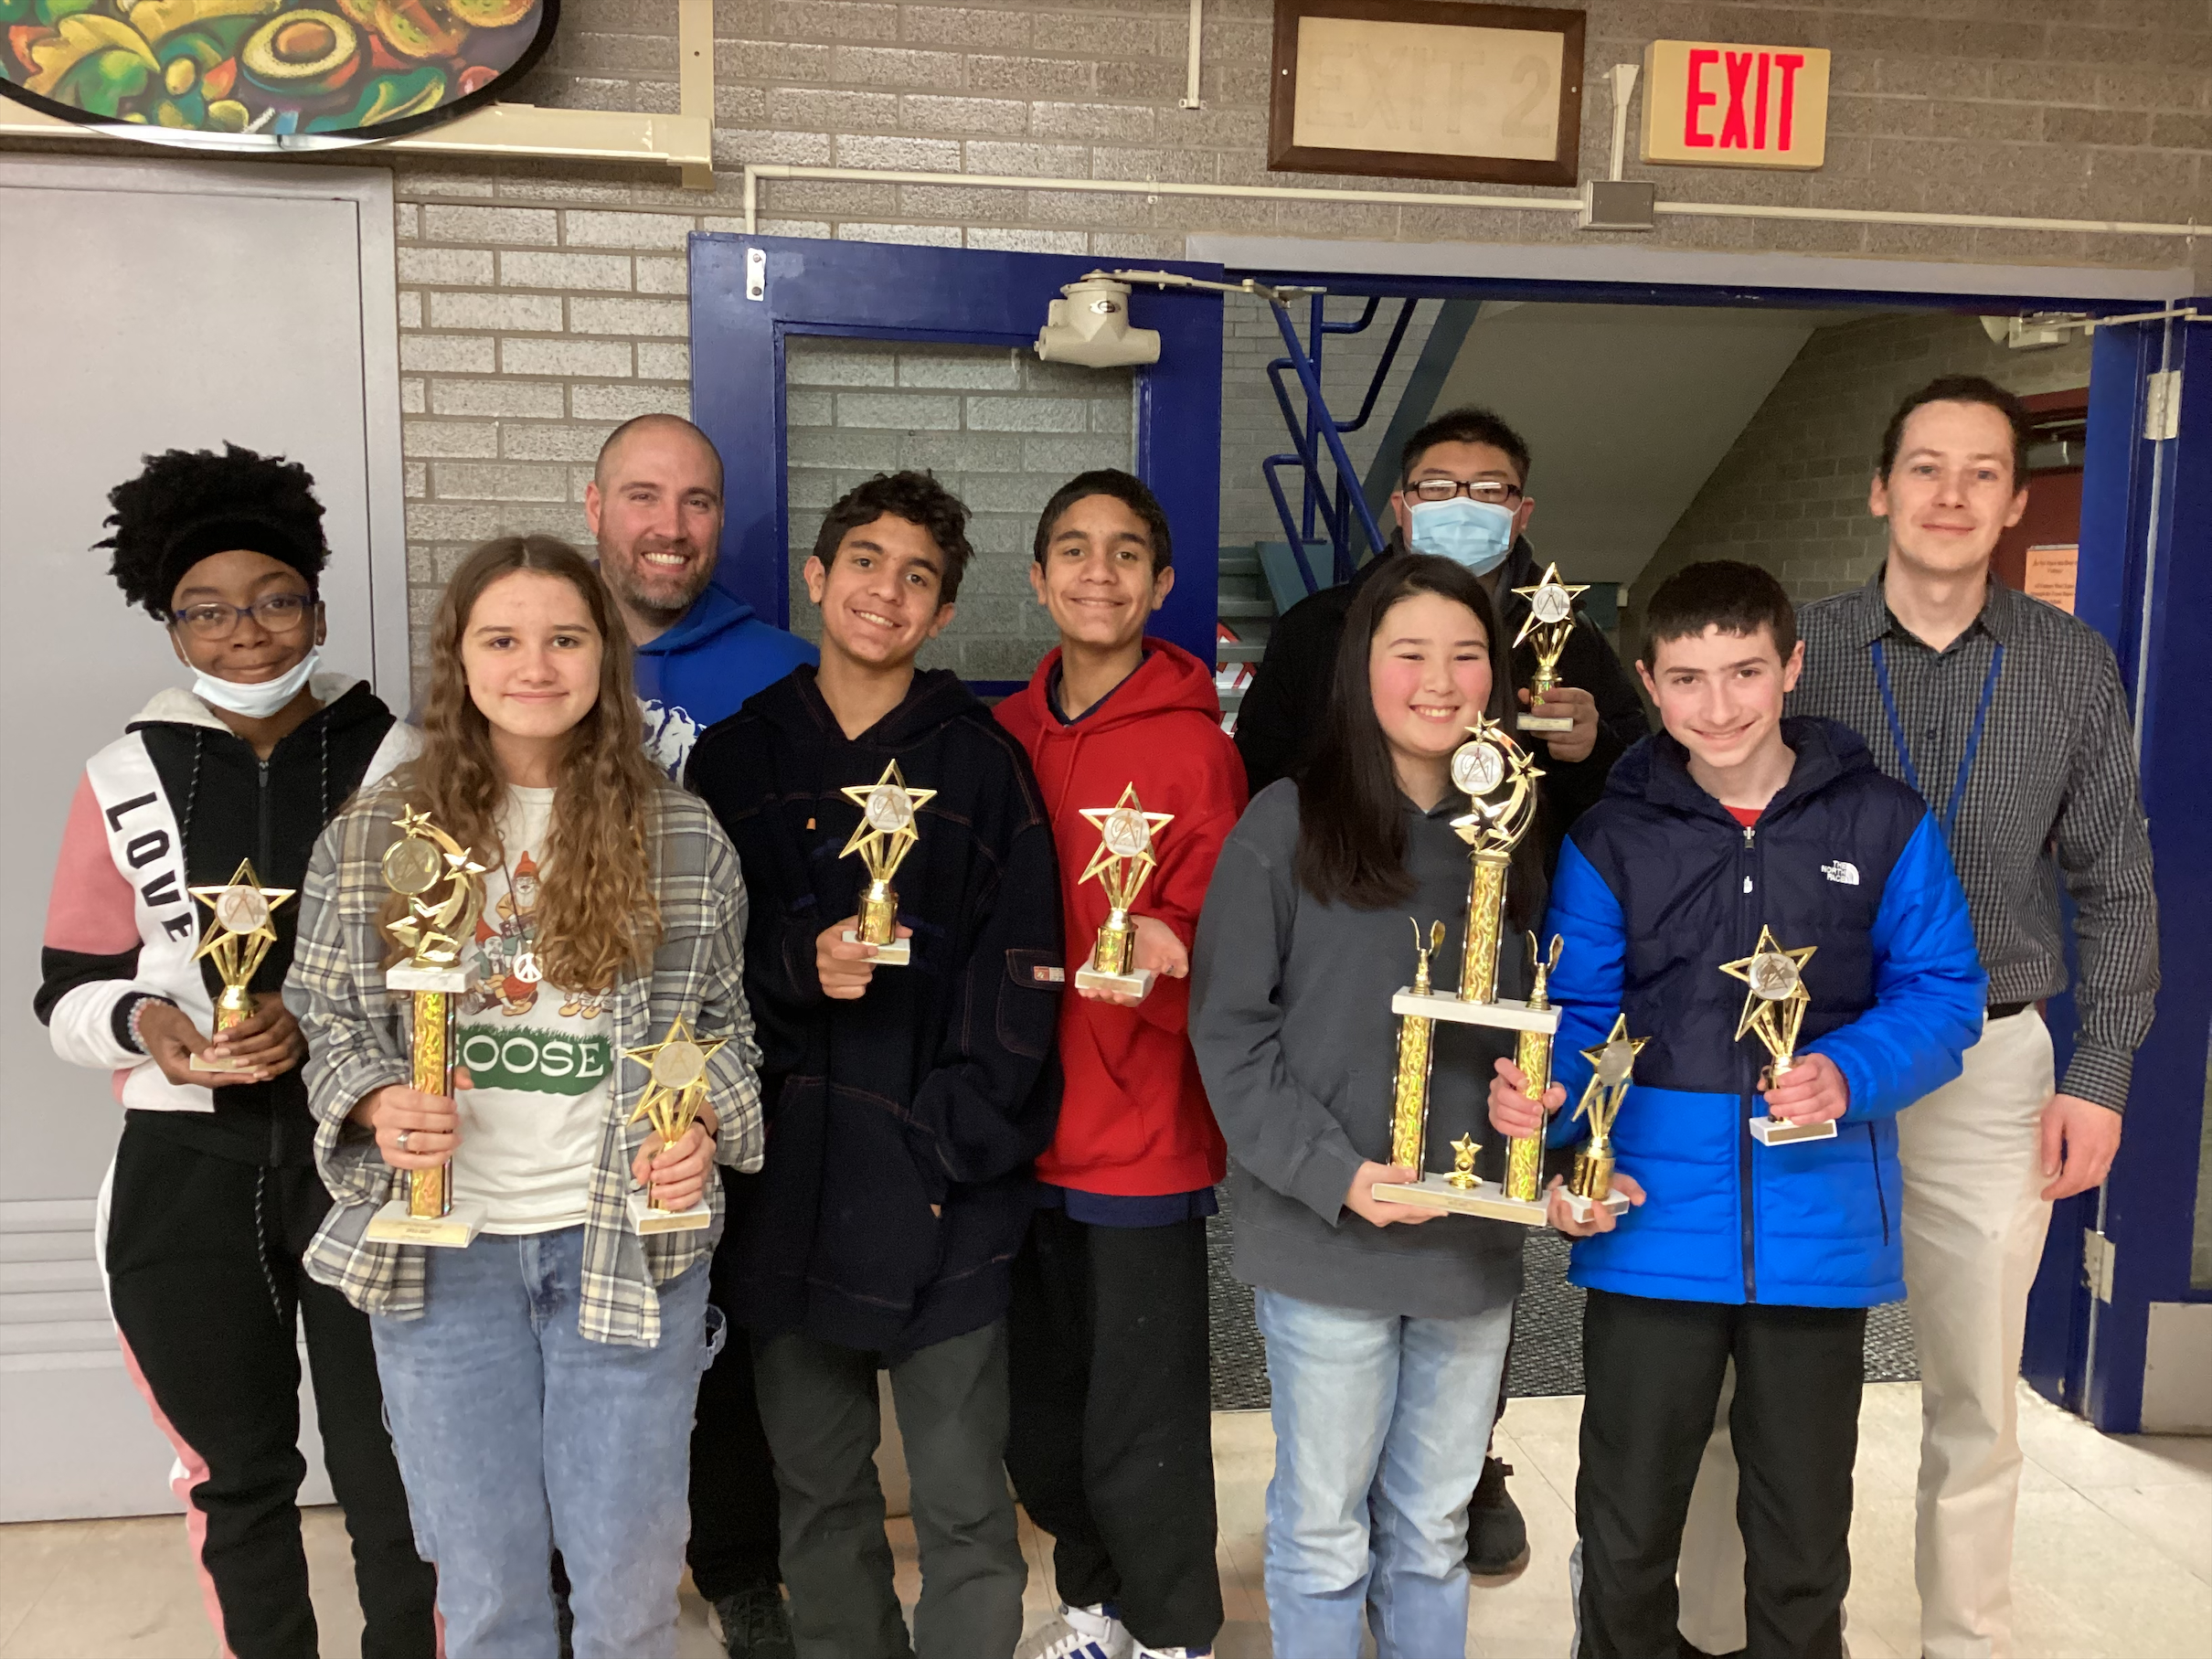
[1190,780,1535,1320]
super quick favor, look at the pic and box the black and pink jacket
[37,678,417,1166]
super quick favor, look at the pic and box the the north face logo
[1822,860,1860,886]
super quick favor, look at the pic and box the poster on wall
[0,0,556,145]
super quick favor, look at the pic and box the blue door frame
[687,234,1226,679]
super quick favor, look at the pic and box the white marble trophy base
[1390,990,1561,1035]
[1073,953,1154,998]
[628,1190,713,1234]
[840,931,909,966]
[365,1198,484,1247]
[1561,1188,1635,1223]
[1749,1114,1838,1145]
[1371,1175,1553,1227]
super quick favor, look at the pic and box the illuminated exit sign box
[1641,39,1831,168]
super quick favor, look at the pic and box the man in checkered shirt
[1675,375,2158,1659]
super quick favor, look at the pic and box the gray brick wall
[1626,313,2094,632]
[783,335,1133,680]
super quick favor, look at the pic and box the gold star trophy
[186,860,295,1072]
[1720,928,1834,1145]
[1074,784,1175,997]
[1562,1015,1647,1223]
[1513,563,1589,736]
[622,1015,725,1234]
[1375,718,1564,1225]
[366,805,489,1247]
[837,760,934,969]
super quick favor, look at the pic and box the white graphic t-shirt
[448,786,613,1234]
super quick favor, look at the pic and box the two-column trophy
[622,1014,724,1233]
[1074,784,1173,996]
[1561,1015,1647,1223]
[1374,716,1563,1225]
[1720,927,1834,1144]
[186,859,294,1071]
[1512,563,1589,736]
[839,760,933,968]
[366,805,489,1246]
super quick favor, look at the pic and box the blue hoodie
[634,584,817,777]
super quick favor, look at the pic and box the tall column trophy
[1074,784,1173,996]
[366,805,489,1246]
[622,1014,724,1233]
[1560,1015,1647,1223]
[1512,563,1589,736]
[186,859,295,1071]
[1720,927,1833,1144]
[838,760,933,969]
[1388,920,1448,1170]
[1373,717,1564,1224]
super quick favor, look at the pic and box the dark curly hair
[100,443,329,621]
[810,470,974,604]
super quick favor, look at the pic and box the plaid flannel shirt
[291,779,764,1347]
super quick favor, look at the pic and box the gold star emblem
[1718,927,1818,1043]
[188,859,294,958]
[1078,783,1174,888]
[1580,1013,1650,1088]
[839,760,936,864]
[1511,563,1588,650]
[622,1014,728,1146]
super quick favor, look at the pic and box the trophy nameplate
[186,861,296,1070]
[837,761,932,972]
[1072,784,1174,999]
[622,1016,724,1234]
[366,805,488,1248]
[1721,928,1837,1146]
[1512,563,1589,735]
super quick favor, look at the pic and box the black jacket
[686,666,1064,1357]
[1233,537,1651,845]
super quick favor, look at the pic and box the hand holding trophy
[1720,927,1834,1144]
[1512,563,1589,736]
[1074,784,1175,998]
[838,760,933,969]
[622,1015,725,1234]
[186,860,295,1072]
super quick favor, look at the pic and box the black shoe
[1674,1636,1745,1659]
[1466,1455,1531,1583]
[714,1580,797,1659]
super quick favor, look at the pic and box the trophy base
[1074,956,1154,998]
[365,1198,484,1248]
[1517,714,1576,734]
[1391,990,1560,1036]
[187,1053,251,1072]
[1749,1114,1838,1145]
[841,931,909,967]
[388,963,472,994]
[627,1190,713,1234]
[1561,1188,1634,1224]
[1371,1175,1551,1227]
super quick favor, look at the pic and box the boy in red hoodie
[996,471,1247,1659]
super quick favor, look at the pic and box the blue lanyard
[1871,637,2004,842]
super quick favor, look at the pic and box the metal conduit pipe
[739,162,2202,244]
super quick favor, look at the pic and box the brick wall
[1627,313,2093,625]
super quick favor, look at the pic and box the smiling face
[1870,399,2027,582]
[803,513,955,671]
[1028,491,1174,652]
[1639,623,1804,778]
[460,569,606,749]
[585,420,724,631]
[1367,590,1494,781]
[167,548,324,685]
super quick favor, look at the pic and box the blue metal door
[687,234,1226,679]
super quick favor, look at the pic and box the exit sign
[1641,39,1831,169]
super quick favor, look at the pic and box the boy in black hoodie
[686,471,1064,1659]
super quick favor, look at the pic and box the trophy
[1512,563,1589,736]
[1374,718,1564,1225]
[838,760,933,969]
[186,859,295,1071]
[1074,784,1174,997]
[1720,927,1834,1145]
[1447,1134,1481,1191]
[365,805,489,1247]
[1561,1015,1647,1223]
[622,1014,725,1234]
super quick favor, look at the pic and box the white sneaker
[1017,1602,1133,1659]
[1133,1648,1212,1658]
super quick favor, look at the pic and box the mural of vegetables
[0,0,554,141]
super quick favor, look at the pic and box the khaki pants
[1675,1010,2057,1659]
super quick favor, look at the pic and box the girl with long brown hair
[291,536,764,1659]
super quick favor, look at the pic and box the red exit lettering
[1685,48,1807,152]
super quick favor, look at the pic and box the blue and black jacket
[1543,718,1985,1308]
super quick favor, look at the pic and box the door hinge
[2144,369,2181,441]
[2083,1228,2118,1303]
[745,245,766,303]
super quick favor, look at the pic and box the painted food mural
[0,0,555,139]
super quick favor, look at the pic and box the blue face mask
[1407,497,1515,575]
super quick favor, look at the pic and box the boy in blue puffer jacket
[1488,560,1984,1659]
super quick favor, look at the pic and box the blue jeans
[369,1228,718,1659]
[1253,1288,1512,1659]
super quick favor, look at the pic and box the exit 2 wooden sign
[1641,39,1831,169]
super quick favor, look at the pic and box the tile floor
[2,1381,2207,1658]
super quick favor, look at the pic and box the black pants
[686,1241,784,1598]
[103,1125,437,1659]
[1577,1289,1866,1659]
[1006,1209,1223,1653]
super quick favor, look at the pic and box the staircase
[1215,545,1276,728]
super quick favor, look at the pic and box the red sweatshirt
[996,639,1247,1196]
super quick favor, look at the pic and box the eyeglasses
[1408,479,1524,505]
[169,592,315,640]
